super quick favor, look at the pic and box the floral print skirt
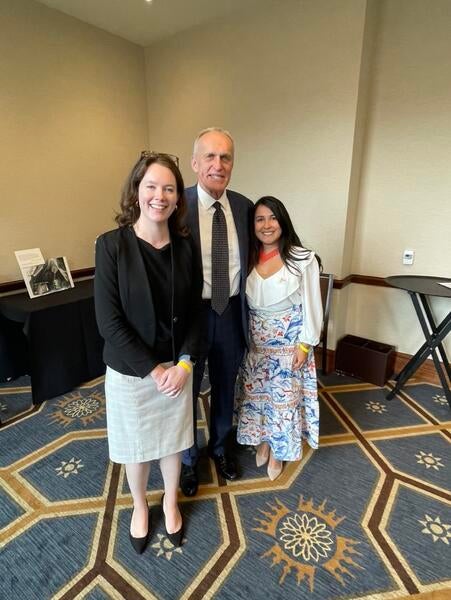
[236,305,319,461]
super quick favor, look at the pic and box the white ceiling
[34,0,263,47]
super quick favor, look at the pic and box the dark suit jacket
[184,185,253,344]
[94,226,202,378]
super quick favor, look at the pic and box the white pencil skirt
[104,365,194,464]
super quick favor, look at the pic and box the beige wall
[0,0,148,283]
[145,0,451,356]
[346,0,451,354]
[353,0,451,278]
[145,0,368,280]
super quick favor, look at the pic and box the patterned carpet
[0,370,450,600]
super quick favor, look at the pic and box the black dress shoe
[180,463,198,497]
[161,494,184,547]
[212,453,238,480]
[166,525,183,547]
[129,508,151,554]
[129,530,149,554]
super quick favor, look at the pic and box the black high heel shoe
[161,494,183,547]
[129,506,151,554]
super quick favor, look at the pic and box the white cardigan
[246,248,323,346]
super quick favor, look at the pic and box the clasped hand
[292,346,308,370]
[150,364,189,397]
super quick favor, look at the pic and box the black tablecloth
[0,279,105,402]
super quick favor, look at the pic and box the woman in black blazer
[95,152,202,553]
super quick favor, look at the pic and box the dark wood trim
[0,267,95,294]
[349,274,391,288]
[71,267,95,279]
[333,274,390,289]
[0,280,26,294]
[333,274,352,289]
[0,271,393,294]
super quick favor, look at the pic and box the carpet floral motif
[55,457,84,478]
[365,400,388,414]
[415,451,444,471]
[48,391,105,427]
[419,514,451,545]
[254,496,362,591]
[280,512,334,562]
[151,533,184,560]
[432,394,447,406]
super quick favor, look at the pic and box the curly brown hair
[115,153,188,237]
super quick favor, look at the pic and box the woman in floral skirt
[236,196,323,480]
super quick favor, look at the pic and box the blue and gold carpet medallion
[0,373,450,599]
[254,496,362,590]
[49,390,106,427]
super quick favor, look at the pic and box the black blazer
[184,185,253,344]
[94,226,202,378]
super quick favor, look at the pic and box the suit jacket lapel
[186,186,248,286]
[227,191,248,278]
[185,187,203,272]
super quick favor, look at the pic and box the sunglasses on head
[140,150,179,167]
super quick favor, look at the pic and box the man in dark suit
[181,127,253,496]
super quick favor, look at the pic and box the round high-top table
[385,275,451,407]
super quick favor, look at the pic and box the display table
[0,279,105,405]
[385,275,451,407]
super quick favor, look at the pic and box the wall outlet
[403,249,415,265]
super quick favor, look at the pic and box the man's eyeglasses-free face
[140,150,179,167]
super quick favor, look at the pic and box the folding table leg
[420,295,451,380]
[387,342,433,399]
[387,292,451,407]
[411,293,451,408]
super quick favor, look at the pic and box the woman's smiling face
[137,162,178,224]
[254,203,282,250]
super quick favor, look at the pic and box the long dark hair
[115,153,188,237]
[249,196,322,273]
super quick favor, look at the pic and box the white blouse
[246,248,323,346]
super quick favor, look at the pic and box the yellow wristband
[298,343,310,354]
[177,360,192,374]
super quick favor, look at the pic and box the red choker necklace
[259,248,279,263]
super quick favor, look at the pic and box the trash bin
[335,335,395,386]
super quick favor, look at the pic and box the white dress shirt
[245,248,323,346]
[197,184,241,300]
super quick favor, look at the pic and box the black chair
[319,273,334,374]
